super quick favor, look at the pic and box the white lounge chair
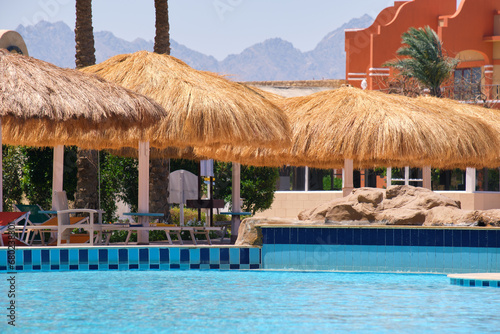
[53,191,103,246]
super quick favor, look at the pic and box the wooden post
[386,167,392,189]
[179,171,185,226]
[466,167,476,193]
[52,145,64,209]
[137,141,150,244]
[342,159,354,196]
[209,176,214,227]
[305,166,309,192]
[422,166,432,190]
[404,167,410,186]
[197,162,202,222]
[231,162,241,243]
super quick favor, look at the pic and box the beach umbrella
[0,49,166,210]
[82,51,291,243]
[414,95,500,168]
[81,51,290,149]
[194,87,500,170]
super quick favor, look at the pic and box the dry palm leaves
[0,49,165,149]
[195,87,500,169]
[81,51,290,150]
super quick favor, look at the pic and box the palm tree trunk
[75,0,96,69]
[150,0,171,221]
[74,150,99,209]
[431,86,442,98]
[154,0,170,55]
[75,0,98,209]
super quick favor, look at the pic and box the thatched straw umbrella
[414,95,500,168]
[0,50,165,149]
[0,49,166,209]
[284,87,499,167]
[82,51,291,243]
[195,86,500,174]
[81,51,290,149]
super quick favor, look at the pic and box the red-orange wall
[344,0,500,89]
[345,2,404,87]
[439,0,499,65]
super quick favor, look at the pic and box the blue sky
[3,0,398,60]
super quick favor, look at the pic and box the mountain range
[15,15,373,81]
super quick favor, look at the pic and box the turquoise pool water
[2,271,499,333]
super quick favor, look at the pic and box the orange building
[345,0,500,100]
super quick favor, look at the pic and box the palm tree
[384,26,458,97]
[154,0,170,54]
[75,0,96,69]
[74,0,99,210]
[150,0,171,221]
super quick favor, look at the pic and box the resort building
[345,0,500,102]
[258,0,500,219]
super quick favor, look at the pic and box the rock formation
[236,186,500,246]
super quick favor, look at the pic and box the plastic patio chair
[0,211,31,246]
[52,191,103,246]
[14,203,89,246]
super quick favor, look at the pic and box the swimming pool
[2,271,499,333]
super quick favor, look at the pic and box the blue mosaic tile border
[450,278,500,288]
[0,247,261,272]
[261,244,500,273]
[260,227,500,273]
[262,227,500,248]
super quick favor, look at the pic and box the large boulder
[235,186,500,246]
[297,186,467,226]
[235,217,321,246]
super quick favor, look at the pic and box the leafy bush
[214,162,279,214]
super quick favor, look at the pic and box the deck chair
[191,223,230,245]
[0,211,30,246]
[14,203,90,246]
[53,191,103,246]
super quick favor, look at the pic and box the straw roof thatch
[286,88,500,168]
[0,49,166,149]
[195,87,500,169]
[81,51,290,150]
[414,95,500,168]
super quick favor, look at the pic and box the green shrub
[169,207,206,225]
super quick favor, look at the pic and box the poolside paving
[448,273,500,281]
[448,273,500,288]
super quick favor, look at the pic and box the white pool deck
[448,273,500,281]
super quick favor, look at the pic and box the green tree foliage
[20,146,78,209]
[99,154,139,221]
[170,159,198,175]
[214,162,279,214]
[63,147,78,201]
[21,147,52,209]
[2,146,24,211]
[384,26,458,97]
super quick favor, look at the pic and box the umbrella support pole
[231,162,241,244]
[342,159,354,197]
[52,145,64,209]
[137,141,150,245]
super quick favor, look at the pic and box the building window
[276,166,342,191]
[309,168,342,191]
[388,167,423,187]
[431,169,465,191]
[476,168,500,192]
[454,67,481,101]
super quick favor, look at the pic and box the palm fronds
[384,26,458,97]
